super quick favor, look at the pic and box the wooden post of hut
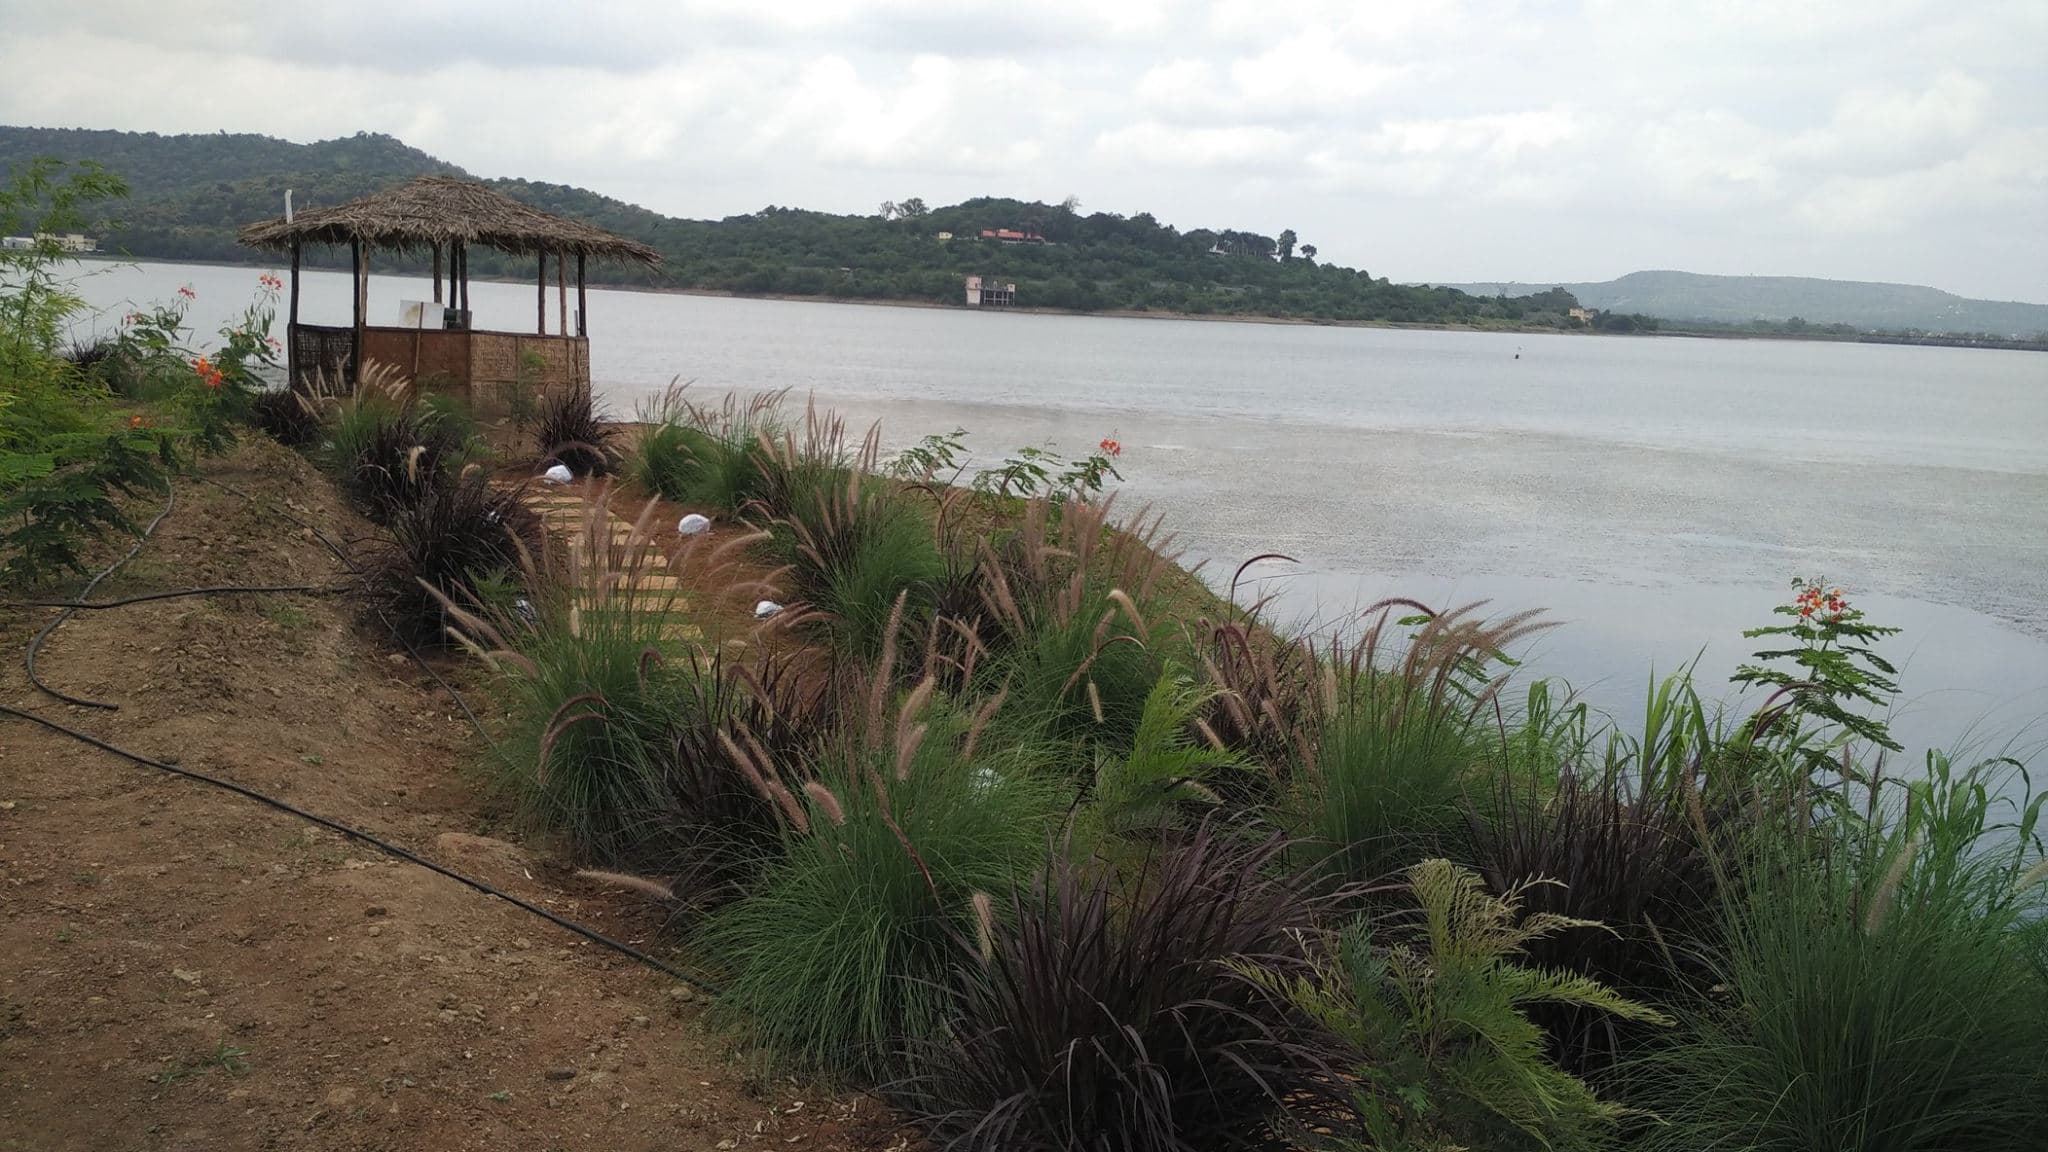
[236,175,661,446]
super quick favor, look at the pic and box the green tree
[1277,228,1297,260]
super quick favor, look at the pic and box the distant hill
[1439,270,2048,338]
[0,125,1575,328]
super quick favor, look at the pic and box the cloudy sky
[3,0,2043,301]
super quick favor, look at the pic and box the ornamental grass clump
[972,495,1177,758]
[894,821,1338,1152]
[322,368,475,522]
[1638,753,2048,1152]
[1463,671,1749,1073]
[772,426,944,661]
[362,468,541,647]
[533,386,618,477]
[625,383,786,513]
[436,489,776,864]
[1289,601,1551,888]
[702,609,1068,1080]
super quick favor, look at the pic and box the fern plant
[1242,858,1669,1151]
[1089,663,1244,834]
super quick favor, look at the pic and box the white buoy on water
[677,513,712,536]
[541,463,574,484]
[753,600,784,619]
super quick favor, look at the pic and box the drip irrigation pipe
[0,699,717,994]
[18,584,344,610]
[191,473,501,759]
[7,473,715,992]
[25,488,177,710]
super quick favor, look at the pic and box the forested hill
[0,126,1577,327]
[1442,270,2048,339]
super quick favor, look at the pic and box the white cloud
[0,0,2040,298]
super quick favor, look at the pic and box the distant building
[1568,307,1595,322]
[34,232,98,252]
[965,274,1017,307]
[978,228,1045,244]
[935,231,954,241]
[0,236,33,250]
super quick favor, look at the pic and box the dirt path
[0,442,905,1151]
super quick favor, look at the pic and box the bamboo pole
[432,242,442,304]
[349,238,363,389]
[576,253,587,337]
[557,250,567,337]
[537,252,547,334]
[288,240,301,387]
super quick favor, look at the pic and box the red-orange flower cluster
[176,285,197,300]
[192,356,224,389]
[1099,437,1122,458]
[1796,584,1847,622]
[130,414,147,429]
[259,272,284,291]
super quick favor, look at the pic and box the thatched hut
[239,176,660,441]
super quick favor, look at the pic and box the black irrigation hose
[192,472,502,759]
[0,699,718,995]
[25,488,177,710]
[19,583,345,610]
[7,473,718,994]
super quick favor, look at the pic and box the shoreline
[63,254,2045,350]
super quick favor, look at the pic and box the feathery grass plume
[321,386,479,522]
[971,494,1178,759]
[1240,858,1667,1151]
[1640,752,2048,1152]
[624,382,789,512]
[893,821,1340,1151]
[701,669,1064,1081]
[575,868,676,902]
[768,422,944,661]
[803,781,847,827]
[1287,599,1552,889]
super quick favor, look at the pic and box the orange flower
[258,272,284,290]
[192,356,224,389]
[177,285,197,300]
[129,414,145,429]
[1099,437,1122,458]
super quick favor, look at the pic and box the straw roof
[238,175,661,266]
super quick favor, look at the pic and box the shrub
[702,670,1066,1080]
[534,387,617,476]
[1244,859,1670,1151]
[894,821,1336,1151]
[248,387,321,447]
[1639,754,2048,1152]
[361,470,541,646]
[1288,601,1550,888]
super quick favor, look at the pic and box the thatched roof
[239,175,661,267]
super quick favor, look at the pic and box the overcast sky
[3,0,2043,301]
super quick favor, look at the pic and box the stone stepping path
[521,489,701,644]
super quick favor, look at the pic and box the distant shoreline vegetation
[4,126,2040,349]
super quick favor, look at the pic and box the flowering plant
[1733,576,1902,767]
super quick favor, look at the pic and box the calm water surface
[69,260,2048,761]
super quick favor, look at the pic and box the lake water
[64,260,2048,765]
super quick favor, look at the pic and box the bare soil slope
[0,441,903,1151]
